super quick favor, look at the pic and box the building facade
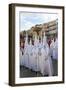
[20,19,58,44]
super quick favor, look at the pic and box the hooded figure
[53,38,58,60]
[23,33,29,68]
[20,47,24,66]
[50,39,55,57]
[20,40,24,66]
[38,33,45,73]
[28,38,34,69]
[39,32,53,76]
[30,35,39,71]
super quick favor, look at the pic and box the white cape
[23,46,29,68]
[53,39,58,60]
[20,49,24,66]
[31,46,39,71]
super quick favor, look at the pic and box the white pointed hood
[34,35,39,46]
[24,33,28,48]
[43,32,47,46]
[40,31,43,45]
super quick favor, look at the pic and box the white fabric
[39,32,53,76]
[20,49,24,66]
[31,46,39,71]
[50,39,54,57]
[38,44,53,76]
[20,33,53,76]
[38,46,46,75]
[34,35,39,47]
[31,35,39,71]
[53,38,58,60]
[23,33,29,67]
[50,38,58,60]
[23,47,29,67]
[43,56,53,76]
[28,43,34,69]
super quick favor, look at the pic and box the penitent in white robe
[27,44,34,69]
[44,44,53,76]
[50,39,54,57]
[23,46,29,68]
[40,32,53,76]
[23,33,29,68]
[38,46,46,75]
[45,56,53,76]
[20,49,24,66]
[31,46,39,71]
[20,50,22,66]
[39,44,53,76]
[30,35,39,71]
[53,38,58,60]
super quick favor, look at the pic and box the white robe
[20,49,24,66]
[53,39,58,60]
[28,45,34,69]
[43,56,53,76]
[39,43,53,76]
[44,45,53,76]
[38,46,46,75]
[23,46,29,68]
[31,46,39,71]
[41,33,53,76]
[24,34,29,67]
[50,40,54,57]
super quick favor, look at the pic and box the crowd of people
[20,32,58,76]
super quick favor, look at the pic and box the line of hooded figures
[20,32,58,76]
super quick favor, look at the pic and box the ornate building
[20,19,58,43]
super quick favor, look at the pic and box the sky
[20,12,58,32]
